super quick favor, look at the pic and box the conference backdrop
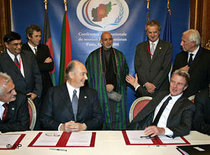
[12,0,190,109]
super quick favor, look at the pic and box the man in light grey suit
[129,20,172,97]
[129,70,195,138]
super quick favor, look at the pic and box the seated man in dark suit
[129,70,195,138]
[0,72,29,133]
[40,60,103,132]
[193,86,210,135]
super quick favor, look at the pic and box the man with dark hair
[40,60,103,132]
[129,70,195,138]
[85,32,129,130]
[0,72,29,133]
[193,85,210,135]
[0,31,42,129]
[22,24,54,99]
[0,31,42,103]
[130,20,172,97]
[172,29,210,97]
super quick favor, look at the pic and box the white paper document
[0,134,21,148]
[158,136,186,144]
[33,132,62,146]
[66,131,92,146]
[126,130,153,144]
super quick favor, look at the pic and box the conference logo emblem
[77,0,129,31]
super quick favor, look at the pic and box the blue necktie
[72,89,78,121]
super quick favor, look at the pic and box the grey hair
[183,29,200,45]
[0,72,12,95]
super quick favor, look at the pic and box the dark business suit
[129,91,195,137]
[193,88,210,135]
[0,93,29,133]
[22,43,54,98]
[0,50,42,98]
[172,47,210,97]
[134,40,172,97]
[40,84,103,130]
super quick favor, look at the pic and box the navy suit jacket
[172,47,210,97]
[0,50,42,97]
[40,84,103,130]
[134,40,172,97]
[129,91,195,137]
[0,93,29,133]
[22,43,54,97]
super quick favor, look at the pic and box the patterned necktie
[72,89,78,121]
[2,103,9,122]
[188,53,194,65]
[14,55,20,66]
[152,96,172,126]
[150,43,155,58]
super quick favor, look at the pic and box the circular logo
[77,0,129,31]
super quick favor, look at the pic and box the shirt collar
[7,49,20,60]
[189,46,200,56]
[149,39,159,46]
[66,82,80,97]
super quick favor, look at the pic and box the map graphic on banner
[77,0,129,31]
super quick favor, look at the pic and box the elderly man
[132,20,172,97]
[129,70,195,138]
[172,29,210,97]
[0,72,29,133]
[40,60,103,132]
[85,32,129,130]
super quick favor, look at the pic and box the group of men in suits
[0,20,209,136]
[127,20,210,137]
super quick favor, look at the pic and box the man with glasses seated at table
[0,72,29,133]
[129,70,195,138]
[40,60,103,132]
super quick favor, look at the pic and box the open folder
[177,144,210,155]
[122,130,190,145]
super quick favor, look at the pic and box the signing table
[0,131,210,155]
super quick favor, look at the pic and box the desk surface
[1,131,210,155]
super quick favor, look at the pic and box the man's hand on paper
[144,126,165,137]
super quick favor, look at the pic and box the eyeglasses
[9,43,22,46]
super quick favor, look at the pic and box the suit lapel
[77,87,88,118]
[152,40,162,62]
[4,52,23,78]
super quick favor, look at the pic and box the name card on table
[28,131,96,147]
[122,130,190,145]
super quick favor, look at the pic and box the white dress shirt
[153,93,182,136]
[187,46,199,62]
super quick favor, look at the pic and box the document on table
[28,131,96,147]
[125,130,153,144]
[66,132,92,146]
[32,132,62,146]
[159,136,187,144]
[0,134,25,150]
[122,130,190,145]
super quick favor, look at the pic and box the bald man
[85,32,129,130]
[40,60,103,132]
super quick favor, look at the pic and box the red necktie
[2,103,9,122]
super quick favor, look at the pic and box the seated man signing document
[40,60,103,132]
[129,70,195,138]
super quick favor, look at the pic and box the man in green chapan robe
[85,32,129,130]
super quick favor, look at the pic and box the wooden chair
[28,98,37,130]
[129,96,152,122]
